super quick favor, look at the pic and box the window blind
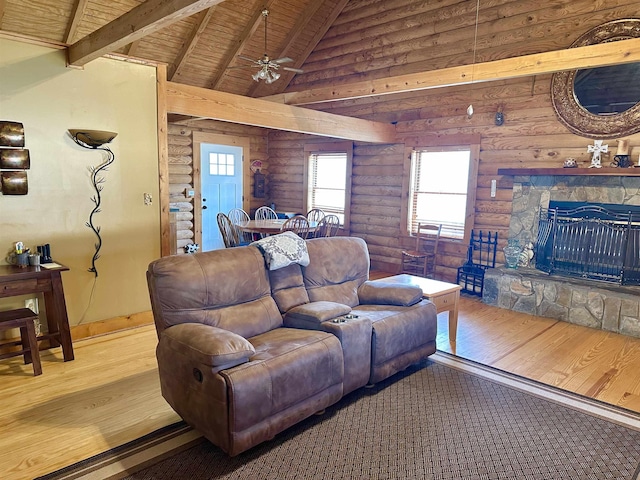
[408,149,471,239]
[308,152,347,222]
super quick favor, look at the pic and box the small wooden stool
[0,308,42,376]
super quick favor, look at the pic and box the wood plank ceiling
[0,0,347,97]
[1,0,639,106]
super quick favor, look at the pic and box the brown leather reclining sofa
[147,236,437,456]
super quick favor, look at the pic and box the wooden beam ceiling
[67,0,226,67]
[169,6,217,81]
[64,0,88,44]
[251,0,349,98]
[208,0,278,90]
[262,38,640,106]
[165,81,396,143]
[247,0,324,97]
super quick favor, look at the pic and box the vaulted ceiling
[0,0,347,98]
[2,0,639,111]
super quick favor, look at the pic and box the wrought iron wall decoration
[68,129,118,277]
[0,121,30,195]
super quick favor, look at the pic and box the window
[304,142,352,229]
[407,145,478,240]
[209,152,234,176]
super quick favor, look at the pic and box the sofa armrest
[284,301,352,329]
[357,281,423,307]
[161,323,255,368]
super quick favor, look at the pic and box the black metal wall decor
[0,121,30,195]
[68,129,118,277]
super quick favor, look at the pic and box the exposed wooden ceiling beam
[166,81,396,143]
[67,0,226,67]
[169,6,217,81]
[126,39,142,57]
[64,0,89,44]
[209,0,277,90]
[262,37,640,106]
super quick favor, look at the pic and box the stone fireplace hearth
[482,174,640,339]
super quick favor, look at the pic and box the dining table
[237,219,318,236]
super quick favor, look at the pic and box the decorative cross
[587,139,608,168]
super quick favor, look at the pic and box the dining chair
[217,212,239,248]
[401,223,442,278]
[255,206,278,220]
[315,214,340,237]
[306,208,326,224]
[228,208,253,245]
[281,215,310,239]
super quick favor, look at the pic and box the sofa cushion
[358,281,423,307]
[251,232,310,270]
[147,246,283,338]
[303,237,370,307]
[268,263,310,314]
[352,300,437,366]
[221,328,343,432]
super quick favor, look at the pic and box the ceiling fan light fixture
[237,8,302,84]
[266,71,281,84]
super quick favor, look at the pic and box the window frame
[401,138,479,244]
[303,141,353,233]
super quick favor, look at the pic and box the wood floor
[1,296,640,480]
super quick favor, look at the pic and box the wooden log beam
[64,0,89,44]
[170,6,217,81]
[263,38,640,106]
[67,0,226,67]
[166,82,396,143]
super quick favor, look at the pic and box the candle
[617,139,629,155]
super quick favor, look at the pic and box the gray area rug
[114,356,640,480]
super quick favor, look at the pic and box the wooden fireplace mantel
[497,167,640,176]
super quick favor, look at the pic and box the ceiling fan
[237,8,304,84]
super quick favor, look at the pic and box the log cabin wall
[268,0,640,281]
[167,121,269,253]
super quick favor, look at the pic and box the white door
[201,143,243,251]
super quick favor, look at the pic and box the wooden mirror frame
[551,19,640,138]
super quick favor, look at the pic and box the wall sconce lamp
[68,129,117,277]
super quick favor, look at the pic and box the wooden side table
[373,274,461,341]
[0,264,74,361]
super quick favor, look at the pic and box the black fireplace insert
[535,201,640,285]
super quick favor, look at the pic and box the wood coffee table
[374,274,461,342]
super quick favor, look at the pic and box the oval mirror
[551,19,640,138]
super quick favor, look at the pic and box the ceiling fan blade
[283,66,304,74]
[238,55,259,64]
[272,57,293,64]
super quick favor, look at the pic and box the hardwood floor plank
[0,325,179,480]
[436,294,640,412]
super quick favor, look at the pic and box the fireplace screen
[536,203,640,285]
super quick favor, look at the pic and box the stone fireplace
[482,173,640,338]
